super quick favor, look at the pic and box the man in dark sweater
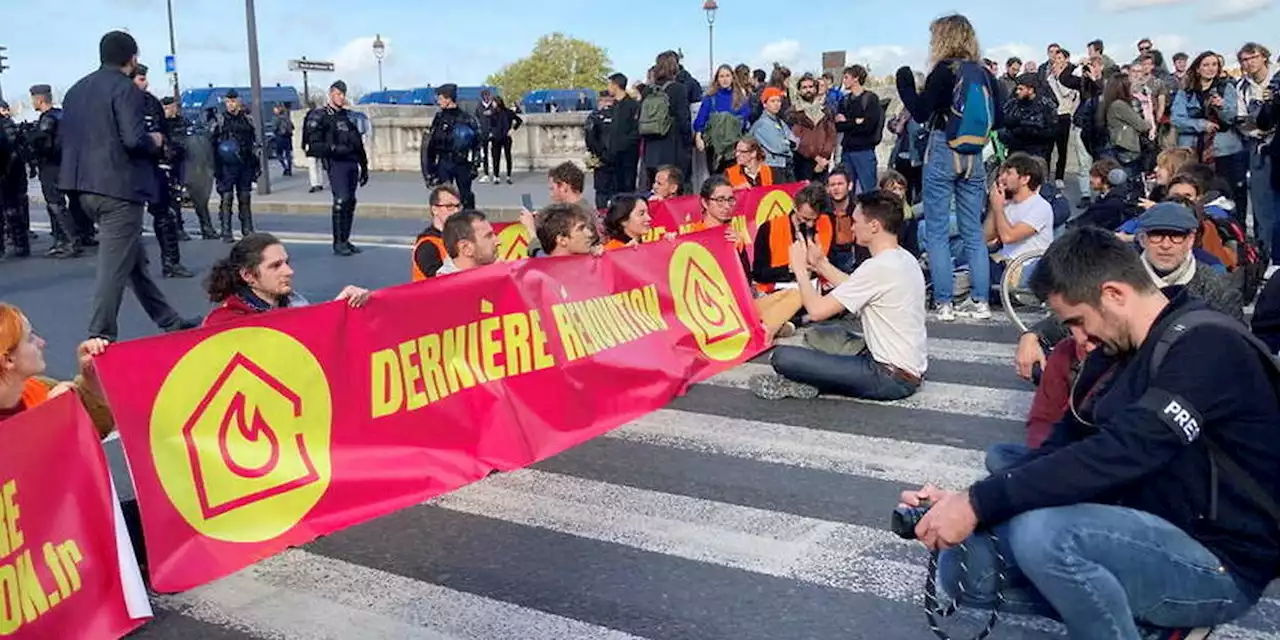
[834,65,883,194]
[902,227,1279,639]
[59,31,199,341]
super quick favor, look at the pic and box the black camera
[891,503,931,539]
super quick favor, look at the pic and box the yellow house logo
[497,224,530,262]
[150,328,333,543]
[668,242,750,362]
[755,190,795,228]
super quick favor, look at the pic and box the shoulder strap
[1149,308,1280,529]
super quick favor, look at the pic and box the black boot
[6,202,30,258]
[218,193,235,243]
[154,211,193,278]
[45,204,82,258]
[343,201,361,254]
[238,194,255,235]
[195,203,219,239]
[175,208,192,241]
[331,202,352,256]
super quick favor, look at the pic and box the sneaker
[477,174,491,184]
[955,299,992,320]
[748,373,819,400]
[935,302,956,322]
[505,176,513,185]
[1055,179,1066,189]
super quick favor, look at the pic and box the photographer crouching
[897,226,1280,640]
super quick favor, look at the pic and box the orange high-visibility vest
[19,378,49,411]
[726,164,774,189]
[410,234,447,282]
[755,215,833,293]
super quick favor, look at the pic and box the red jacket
[203,295,268,327]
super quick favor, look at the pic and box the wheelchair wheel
[1000,249,1047,334]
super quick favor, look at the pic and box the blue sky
[1,0,1276,113]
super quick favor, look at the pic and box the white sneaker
[935,303,956,322]
[955,299,992,320]
[477,174,491,184]
[1054,179,1065,189]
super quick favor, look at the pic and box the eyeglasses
[709,196,737,204]
[1145,230,1191,244]
[434,202,462,210]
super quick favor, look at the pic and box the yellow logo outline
[668,242,750,362]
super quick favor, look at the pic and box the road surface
[3,222,1277,640]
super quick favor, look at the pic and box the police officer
[133,65,193,278]
[303,80,368,256]
[210,89,259,243]
[0,100,31,259]
[163,96,218,239]
[584,90,617,210]
[422,83,480,209]
[272,103,294,176]
[27,84,86,258]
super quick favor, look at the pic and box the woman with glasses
[725,137,775,189]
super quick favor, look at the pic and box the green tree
[485,33,611,102]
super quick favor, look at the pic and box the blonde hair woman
[894,13,999,322]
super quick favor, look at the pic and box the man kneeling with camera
[899,227,1280,640]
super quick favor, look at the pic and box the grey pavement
[6,225,1279,640]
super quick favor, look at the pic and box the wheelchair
[998,248,1048,334]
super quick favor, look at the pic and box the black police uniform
[0,104,31,258]
[422,84,481,209]
[585,101,617,210]
[162,96,217,240]
[26,85,88,258]
[210,89,259,242]
[137,71,192,278]
[302,81,369,256]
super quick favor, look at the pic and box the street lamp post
[245,0,270,195]
[703,0,718,82]
[372,34,385,92]
[166,0,180,102]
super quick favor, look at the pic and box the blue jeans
[938,445,1260,639]
[841,149,878,194]
[922,131,989,304]
[770,345,917,401]
[1248,149,1277,261]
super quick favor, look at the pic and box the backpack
[945,60,996,155]
[704,111,745,167]
[1201,214,1269,305]
[639,83,674,137]
[1148,309,1280,550]
[451,116,479,154]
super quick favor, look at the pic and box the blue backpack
[451,119,478,154]
[946,60,995,155]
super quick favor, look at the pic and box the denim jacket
[748,112,797,168]
[1171,81,1243,157]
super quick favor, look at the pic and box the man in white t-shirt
[984,152,1054,294]
[750,190,928,401]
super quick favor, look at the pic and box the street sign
[288,59,334,73]
[164,55,176,74]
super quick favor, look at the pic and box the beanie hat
[330,80,347,94]
[438,83,458,101]
[99,30,139,67]
[761,86,785,103]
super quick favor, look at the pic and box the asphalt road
[4,216,1279,640]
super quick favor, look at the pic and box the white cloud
[847,45,918,76]
[1150,34,1191,54]
[329,36,391,78]
[1203,0,1273,20]
[986,43,1038,67]
[1101,0,1190,10]
[752,40,805,72]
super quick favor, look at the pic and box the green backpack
[704,111,745,167]
[639,82,674,137]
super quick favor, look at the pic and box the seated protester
[0,303,111,436]
[984,153,1055,303]
[204,233,372,326]
[1121,174,1230,272]
[725,137,775,190]
[751,183,835,293]
[749,190,926,401]
[1018,201,1244,446]
[411,185,464,281]
[644,165,683,201]
[545,161,592,214]
[1140,146,1196,205]
[911,227,1279,640]
[1069,159,1138,231]
[602,195,653,250]
[536,203,599,258]
[826,166,865,271]
[436,210,498,275]
[747,88,798,183]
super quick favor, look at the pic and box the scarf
[236,287,309,312]
[1141,251,1196,287]
[795,95,826,125]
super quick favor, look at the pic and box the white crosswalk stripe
[131,318,1280,640]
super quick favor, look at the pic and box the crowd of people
[2,14,1280,640]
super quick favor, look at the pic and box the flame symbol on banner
[669,242,751,362]
[681,259,743,344]
[755,191,795,228]
[693,278,727,328]
[498,225,531,262]
[217,392,281,479]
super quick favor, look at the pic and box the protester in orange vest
[752,183,836,293]
[204,233,371,326]
[0,303,113,436]
[411,185,464,281]
[436,210,499,276]
[602,195,654,250]
[725,137,775,189]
